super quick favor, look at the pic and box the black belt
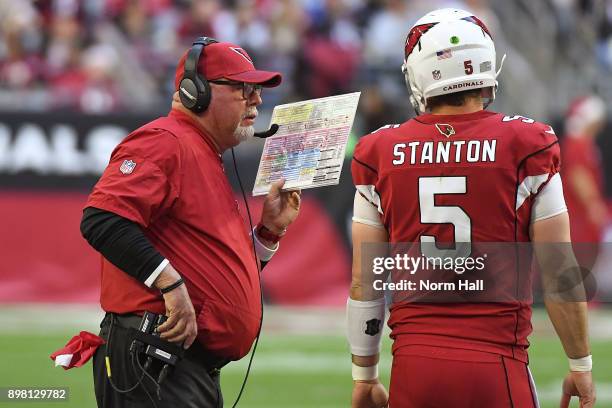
[101,312,229,373]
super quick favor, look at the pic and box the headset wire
[229,147,265,408]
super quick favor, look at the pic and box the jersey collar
[416,110,496,124]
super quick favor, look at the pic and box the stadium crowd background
[1,0,611,126]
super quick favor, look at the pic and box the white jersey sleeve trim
[516,174,549,210]
[531,173,568,223]
[355,185,384,215]
[352,191,384,228]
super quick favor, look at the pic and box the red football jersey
[352,110,560,362]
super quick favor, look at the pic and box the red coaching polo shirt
[86,109,261,360]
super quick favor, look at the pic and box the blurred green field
[1,308,611,407]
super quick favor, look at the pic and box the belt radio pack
[129,312,184,385]
[104,312,185,407]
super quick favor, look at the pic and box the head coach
[80,37,301,408]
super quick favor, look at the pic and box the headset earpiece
[179,37,218,113]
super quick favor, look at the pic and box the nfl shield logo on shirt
[119,160,136,174]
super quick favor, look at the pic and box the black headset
[178,37,219,113]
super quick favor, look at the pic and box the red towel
[50,331,105,370]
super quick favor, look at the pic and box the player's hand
[154,266,197,349]
[560,371,596,408]
[260,178,301,234]
[352,379,388,408]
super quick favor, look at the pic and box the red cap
[174,42,282,90]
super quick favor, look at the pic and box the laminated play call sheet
[252,92,361,196]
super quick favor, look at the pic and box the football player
[348,8,595,408]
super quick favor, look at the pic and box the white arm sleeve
[531,173,568,223]
[352,191,384,228]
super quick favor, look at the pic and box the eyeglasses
[209,80,263,99]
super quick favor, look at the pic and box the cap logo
[120,159,137,174]
[229,47,253,66]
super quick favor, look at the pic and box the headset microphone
[254,124,279,139]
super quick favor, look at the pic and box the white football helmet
[401,8,505,113]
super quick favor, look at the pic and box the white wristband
[346,297,386,356]
[352,363,378,381]
[569,355,592,372]
[144,259,170,287]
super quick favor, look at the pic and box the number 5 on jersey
[419,177,472,258]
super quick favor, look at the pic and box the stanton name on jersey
[392,139,497,165]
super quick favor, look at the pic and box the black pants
[93,313,226,408]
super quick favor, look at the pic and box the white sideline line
[0,304,348,334]
[0,304,104,333]
[1,304,612,339]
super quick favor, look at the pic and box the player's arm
[531,212,590,357]
[529,175,596,408]
[349,192,389,408]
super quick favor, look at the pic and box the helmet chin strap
[496,53,507,78]
[484,53,507,109]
